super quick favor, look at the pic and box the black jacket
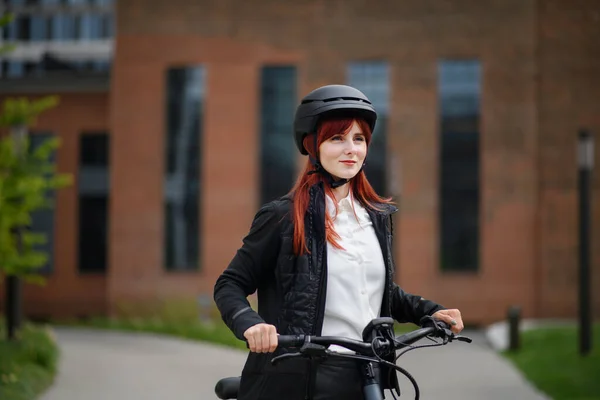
[214,183,444,399]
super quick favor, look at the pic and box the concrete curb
[484,318,577,352]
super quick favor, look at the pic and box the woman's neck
[331,183,350,202]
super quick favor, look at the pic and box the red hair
[289,117,392,256]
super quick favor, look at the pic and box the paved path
[41,327,550,400]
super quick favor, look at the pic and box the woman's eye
[331,136,343,141]
[355,136,365,142]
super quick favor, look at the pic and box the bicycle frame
[360,360,386,400]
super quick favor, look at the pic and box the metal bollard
[578,129,594,356]
[507,305,521,351]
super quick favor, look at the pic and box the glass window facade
[164,66,205,271]
[438,59,481,272]
[0,0,113,77]
[259,66,297,205]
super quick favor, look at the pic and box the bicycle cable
[375,326,454,399]
[368,336,422,400]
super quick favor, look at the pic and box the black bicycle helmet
[293,84,377,155]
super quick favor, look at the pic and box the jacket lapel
[366,204,398,318]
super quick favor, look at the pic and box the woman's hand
[243,323,279,353]
[431,309,464,334]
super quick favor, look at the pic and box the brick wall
[536,0,600,318]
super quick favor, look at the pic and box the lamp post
[577,129,594,356]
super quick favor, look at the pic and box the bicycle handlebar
[276,333,383,354]
[222,319,471,400]
[276,322,470,357]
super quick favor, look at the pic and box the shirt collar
[325,191,356,217]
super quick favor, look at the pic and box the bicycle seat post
[360,362,384,400]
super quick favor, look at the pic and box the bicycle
[215,316,472,400]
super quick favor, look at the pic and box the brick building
[0,0,598,326]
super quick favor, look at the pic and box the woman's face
[318,120,367,181]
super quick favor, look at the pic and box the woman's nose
[344,141,358,154]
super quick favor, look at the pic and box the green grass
[0,322,60,400]
[504,323,600,400]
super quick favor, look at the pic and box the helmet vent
[323,96,371,104]
[300,97,372,105]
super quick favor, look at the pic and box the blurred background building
[0,0,598,326]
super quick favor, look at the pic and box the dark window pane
[102,14,113,38]
[29,132,56,274]
[80,132,108,166]
[30,15,49,41]
[259,66,296,205]
[78,196,108,272]
[347,61,390,196]
[50,14,76,39]
[80,13,103,39]
[78,132,109,273]
[164,66,204,271]
[6,61,25,78]
[17,15,32,40]
[438,60,481,272]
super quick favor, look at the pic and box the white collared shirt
[321,192,386,353]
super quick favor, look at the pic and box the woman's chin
[332,170,359,181]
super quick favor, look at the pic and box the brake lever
[441,330,473,344]
[430,327,472,345]
[431,326,453,340]
[271,342,329,366]
[300,342,329,357]
[454,335,473,343]
[271,352,302,366]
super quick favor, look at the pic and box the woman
[214,84,464,400]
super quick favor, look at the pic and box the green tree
[0,97,72,276]
[0,97,72,340]
[0,10,73,339]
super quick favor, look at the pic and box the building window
[259,66,297,205]
[164,66,204,271]
[347,61,390,196]
[29,132,56,274]
[438,60,481,272]
[0,0,114,78]
[78,132,109,273]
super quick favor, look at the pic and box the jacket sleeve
[390,283,445,325]
[213,202,282,341]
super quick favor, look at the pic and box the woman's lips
[340,161,356,165]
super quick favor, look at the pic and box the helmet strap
[308,162,349,189]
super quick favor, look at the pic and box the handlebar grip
[277,334,304,348]
[420,316,452,331]
[436,321,451,330]
[244,334,305,350]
